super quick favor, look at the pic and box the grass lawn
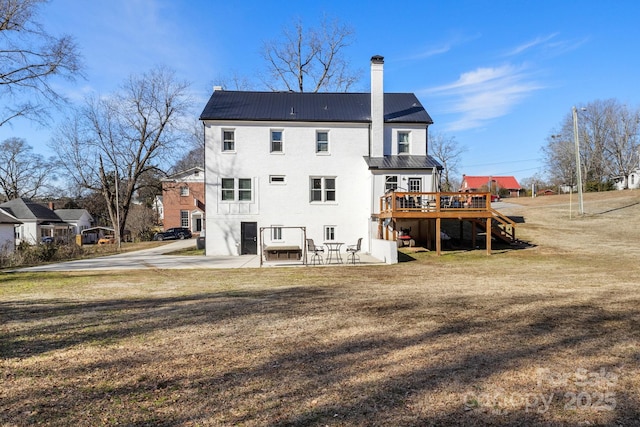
[1,191,639,426]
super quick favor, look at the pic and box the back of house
[199,56,442,257]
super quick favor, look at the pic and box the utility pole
[572,106,585,216]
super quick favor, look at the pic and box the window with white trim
[238,178,252,201]
[310,177,336,202]
[223,130,235,152]
[180,210,189,227]
[221,178,235,200]
[316,131,329,153]
[271,226,283,241]
[179,186,189,196]
[220,178,252,201]
[385,176,398,192]
[271,130,283,153]
[324,226,336,241]
[398,131,410,154]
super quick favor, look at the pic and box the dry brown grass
[1,191,640,426]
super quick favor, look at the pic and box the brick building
[161,167,205,235]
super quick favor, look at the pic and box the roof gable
[199,91,433,124]
[0,208,21,224]
[163,166,205,182]
[0,198,63,221]
[54,209,92,221]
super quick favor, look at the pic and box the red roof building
[460,175,522,197]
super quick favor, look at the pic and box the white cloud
[504,33,588,58]
[401,33,482,61]
[505,33,559,56]
[421,64,544,131]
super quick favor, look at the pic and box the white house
[0,198,70,245]
[54,209,94,235]
[0,208,21,253]
[613,169,640,190]
[200,56,442,261]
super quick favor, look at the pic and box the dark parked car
[153,227,193,241]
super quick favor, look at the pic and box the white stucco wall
[383,125,428,156]
[205,121,374,256]
[204,120,437,258]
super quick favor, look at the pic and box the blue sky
[2,0,640,183]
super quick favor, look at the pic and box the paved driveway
[12,240,260,272]
[11,240,382,272]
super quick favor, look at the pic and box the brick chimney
[370,55,384,158]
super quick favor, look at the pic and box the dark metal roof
[199,91,433,124]
[364,155,443,170]
[0,198,63,222]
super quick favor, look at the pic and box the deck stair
[470,208,517,244]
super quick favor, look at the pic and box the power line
[493,166,544,175]
[461,158,542,168]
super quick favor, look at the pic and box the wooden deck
[375,191,516,255]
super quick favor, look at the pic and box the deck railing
[379,191,493,215]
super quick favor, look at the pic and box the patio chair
[306,238,324,265]
[346,238,362,264]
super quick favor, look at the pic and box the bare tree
[0,0,82,127]
[215,71,256,91]
[543,132,576,188]
[125,202,157,241]
[0,137,58,201]
[52,67,191,243]
[261,16,359,92]
[603,102,640,189]
[429,132,466,191]
[520,173,549,196]
[544,99,639,191]
[171,119,204,173]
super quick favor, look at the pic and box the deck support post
[486,217,492,255]
[436,217,442,256]
[471,221,476,249]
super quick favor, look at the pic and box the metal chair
[306,238,324,265]
[346,238,362,264]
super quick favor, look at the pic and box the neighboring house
[54,209,94,235]
[0,198,70,245]
[0,208,21,253]
[161,167,205,235]
[200,55,442,258]
[613,169,640,190]
[54,208,95,243]
[460,175,522,198]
